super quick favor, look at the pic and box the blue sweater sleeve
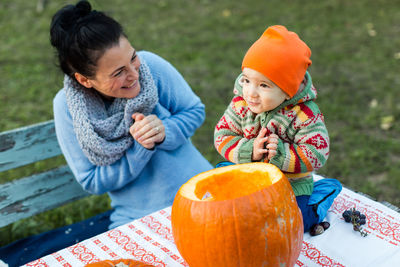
[53,90,156,195]
[140,51,206,150]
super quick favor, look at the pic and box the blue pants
[298,178,342,231]
[296,195,319,231]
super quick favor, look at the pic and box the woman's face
[83,36,141,99]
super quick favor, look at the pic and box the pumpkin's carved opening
[184,164,283,201]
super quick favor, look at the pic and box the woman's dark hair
[50,0,125,79]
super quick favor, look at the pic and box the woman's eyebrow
[110,50,137,77]
[111,66,124,76]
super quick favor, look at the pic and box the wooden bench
[0,120,90,228]
[0,120,111,266]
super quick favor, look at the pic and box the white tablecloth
[24,175,400,267]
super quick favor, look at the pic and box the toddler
[214,25,341,234]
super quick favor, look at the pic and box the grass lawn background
[1,0,399,245]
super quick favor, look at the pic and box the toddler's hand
[130,113,165,149]
[265,133,278,160]
[252,128,269,161]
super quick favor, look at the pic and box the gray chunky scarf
[64,59,158,166]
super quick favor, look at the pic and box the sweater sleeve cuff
[269,138,285,168]
[237,139,255,163]
[155,119,182,150]
[126,139,157,160]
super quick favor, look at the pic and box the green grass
[1,0,400,246]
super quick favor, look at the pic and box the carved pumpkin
[171,163,303,267]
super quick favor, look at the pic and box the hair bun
[50,1,92,51]
[50,0,124,79]
[75,1,92,18]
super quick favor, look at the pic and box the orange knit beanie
[242,25,312,98]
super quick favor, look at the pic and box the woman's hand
[130,112,165,149]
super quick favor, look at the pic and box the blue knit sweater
[53,51,213,229]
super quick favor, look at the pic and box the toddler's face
[242,68,289,114]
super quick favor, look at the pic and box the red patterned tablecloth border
[127,223,188,266]
[106,229,165,266]
[53,252,72,267]
[68,243,101,265]
[139,215,174,242]
[301,241,345,267]
[93,238,120,260]
[25,258,48,267]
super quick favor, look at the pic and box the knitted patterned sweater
[214,72,329,196]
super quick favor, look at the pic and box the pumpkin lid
[178,163,284,201]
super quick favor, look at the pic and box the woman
[51,0,213,229]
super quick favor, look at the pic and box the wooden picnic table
[22,174,400,267]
